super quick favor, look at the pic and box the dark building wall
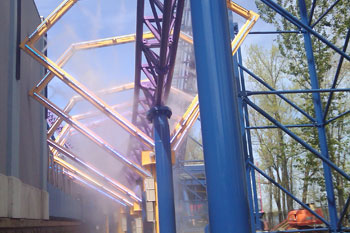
[0,0,124,226]
[0,0,47,189]
[19,0,47,190]
[0,0,11,175]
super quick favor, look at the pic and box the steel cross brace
[132,0,185,126]
[126,0,185,184]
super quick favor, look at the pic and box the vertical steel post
[229,20,257,232]
[147,106,176,233]
[190,0,251,232]
[237,48,261,232]
[299,0,338,230]
[233,51,259,233]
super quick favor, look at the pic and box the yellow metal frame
[170,95,199,150]
[21,0,259,228]
[54,153,134,206]
[179,1,259,56]
[24,32,155,149]
[48,138,140,202]
[173,2,259,150]
[227,0,260,55]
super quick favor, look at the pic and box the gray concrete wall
[0,0,48,219]
[0,0,122,225]
[0,0,11,175]
[19,0,47,190]
[0,0,47,189]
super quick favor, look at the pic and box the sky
[32,0,278,199]
[32,0,277,150]
[32,0,277,140]
[34,0,275,54]
[33,0,275,97]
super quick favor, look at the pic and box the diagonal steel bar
[246,88,350,95]
[25,0,78,45]
[149,1,162,32]
[22,44,154,149]
[48,82,140,139]
[163,0,185,102]
[170,96,199,150]
[181,166,206,189]
[154,0,174,105]
[64,171,127,206]
[62,169,128,206]
[325,110,350,125]
[54,155,133,206]
[249,162,330,227]
[32,92,152,178]
[244,96,350,181]
[239,64,315,123]
[48,139,141,202]
[323,28,350,121]
[261,0,350,62]
[28,32,155,142]
[308,0,317,25]
[338,194,350,230]
[311,0,341,28]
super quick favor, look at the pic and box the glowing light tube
[33,92,151,178]
[48,139,141,202]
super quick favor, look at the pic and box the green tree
[255,0,350,210]
[246,45,295,222]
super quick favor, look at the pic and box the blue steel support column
[237,48,261,232]
[233,51,259,233]
[299,0,338,231]
[229,20,257,233]
[147,106,176,233]
[190,0,251,232]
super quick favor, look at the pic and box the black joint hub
[147,106,172,123]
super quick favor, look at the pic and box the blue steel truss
[151,0,350,232]
[229,0,350,232]
[22,0,350,232]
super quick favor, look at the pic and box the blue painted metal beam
[246,124,314,130]
[238,64,315,123]
[261,0,350,62]
[190,0,251,232]
[244,96,350,181]
[298,0,338,230]
[338,194,350,230]
[326,110,350,125]
[237,48,260,233]
[308,0,317,25]
[323,28,350,121]
[245,88,350,95]
[310,0,341,28]
[249,162,329,227]
[147,106,176,233]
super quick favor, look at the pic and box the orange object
[287,208,324,228]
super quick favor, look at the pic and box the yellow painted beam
[23,0,79,46]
